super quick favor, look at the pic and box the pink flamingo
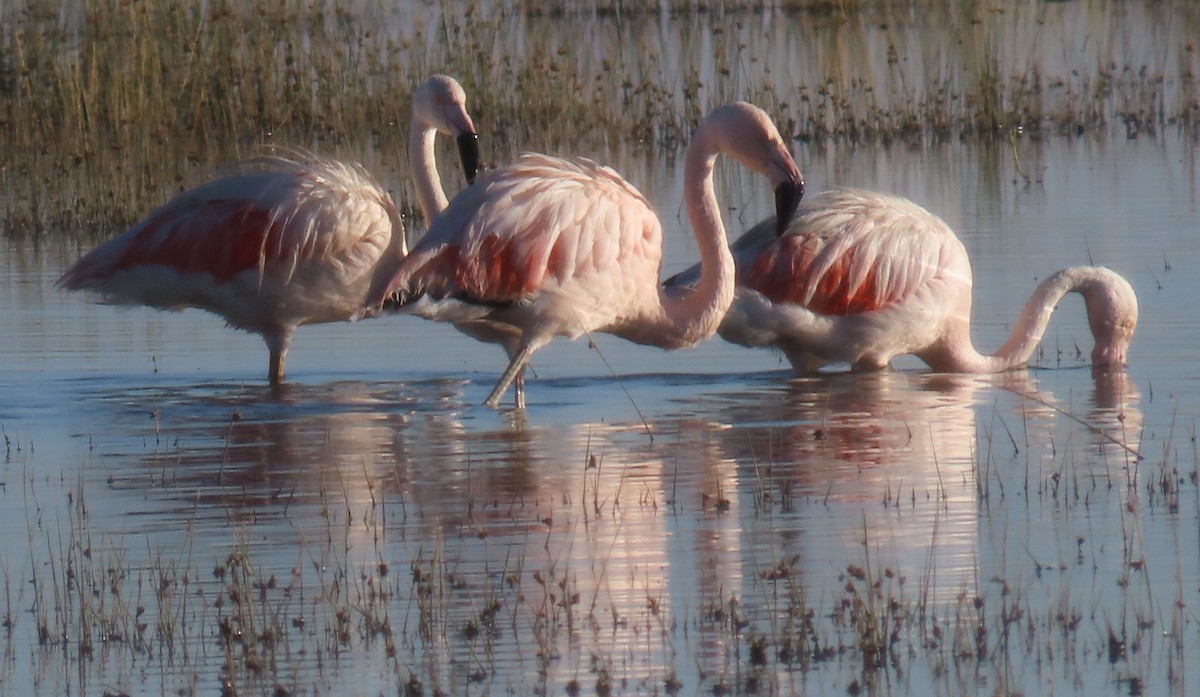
[368,101,804,409]
[58,74,479,384]
[665,188,1138,373]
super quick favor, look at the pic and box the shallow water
[2,131,1198,697]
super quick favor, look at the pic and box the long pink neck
[650,131,736,349]
[922,267,1133,373]
[409,121,446,223]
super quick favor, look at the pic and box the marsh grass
[2,0,1199,235]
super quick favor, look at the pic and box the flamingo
[367,101,804,409]
[664,187,1138,374]
[57,74,480,384]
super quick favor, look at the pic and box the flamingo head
[701,103,804,235]
[1084,267,1139,369]
[414,74,480,183]
[1089,311,1137,369]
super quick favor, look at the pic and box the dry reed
[2,0,1198,235]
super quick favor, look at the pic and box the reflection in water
[24,363,1151,695]
[695,373,994,609]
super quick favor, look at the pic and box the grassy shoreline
[2,0,1198,235]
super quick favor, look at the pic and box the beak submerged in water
[773,176,804,236]
[457,132,481,185]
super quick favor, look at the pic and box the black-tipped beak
[774,177,804,236]
[457,132,481,185]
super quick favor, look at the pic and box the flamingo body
[395,154,664,338]
[668,188,1137,373]
[59,157,402,370]
[372,102,804,408]
[59,74,479,383]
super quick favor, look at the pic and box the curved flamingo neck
[409,121,446,223]
[923,267,1135,373]
[652,129,736,349]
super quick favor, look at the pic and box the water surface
[1,132,1197,697]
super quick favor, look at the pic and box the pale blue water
[1,130,1196,697]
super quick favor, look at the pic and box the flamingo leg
[265,329,292,385]
[486,345,533,409]
[513,369,526,409]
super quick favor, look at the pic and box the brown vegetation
[1,0,1197,232]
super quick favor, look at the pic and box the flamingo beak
[457,132,481,185]
[773,177,804,236]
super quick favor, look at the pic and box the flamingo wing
[380,153,662,307]
[59,156,400,292]
[741,188,966,316]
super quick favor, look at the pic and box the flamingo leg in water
[513,370,526,409]
[486,345,533,409]
[265,330,291,385]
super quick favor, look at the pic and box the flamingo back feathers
[383,153,661,308]
[59,156,400,293]
[742,188,968,316]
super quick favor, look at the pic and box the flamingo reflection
[81,367,1141,693]
[679,369,1143,609]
